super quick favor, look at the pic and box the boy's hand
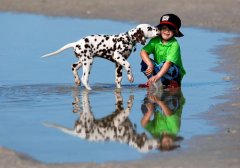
[148,61,171,84]
[145,65,154,76]
[148,74,160,83]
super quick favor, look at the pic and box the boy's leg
[141,60,154,79]
[154,62,181,87]
[140,60,181,88]
[139,60,156,87]
[140,59,160,78]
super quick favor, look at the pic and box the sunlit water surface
[0,13,236,163]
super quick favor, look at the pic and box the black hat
[156,14,184,37]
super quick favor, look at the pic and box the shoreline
[1,0,240,167]
[1,0,240,33]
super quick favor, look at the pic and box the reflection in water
[45,89,162,152]
[44,87,186,153]
[141,88,185,151]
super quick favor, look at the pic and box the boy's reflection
[141,88,185,151]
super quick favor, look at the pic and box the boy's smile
[160,25,175,43]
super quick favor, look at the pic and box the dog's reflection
[45,89,161,152]
[73,90,136,142]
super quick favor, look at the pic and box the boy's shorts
[140,59,181,86]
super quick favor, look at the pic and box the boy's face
[160,25,175,41]
[161,136,174,149]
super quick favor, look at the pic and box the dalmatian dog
[44,90,160,152]
[42,24,160,90]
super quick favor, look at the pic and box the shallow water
[0,13,236,163]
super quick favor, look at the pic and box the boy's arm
[140,50,154,76]
[141,103,154,127]
[148,61,172,83]
[156,99,173,116]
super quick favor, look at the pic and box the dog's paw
[129,95,134,101]
[75,79,81,86]
[116,83,121,89]
[128,75,134,83]
[85,86,92,90]
[82,82,92,90]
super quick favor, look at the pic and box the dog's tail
[42,42,76,58]
[43,122,77,136]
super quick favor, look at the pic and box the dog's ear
[140,36,146,45]
[132,28,146,45]
[138,29,146,45]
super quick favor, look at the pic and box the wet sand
[0,0,240,167]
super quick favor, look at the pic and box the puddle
[0,13,236,163]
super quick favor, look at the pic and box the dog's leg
[77,90,94,133]
[113,52,134,84]
[81,57,93,90]
[113,91,134,126]
[72,87,81,113]
[81,90,93,121]
[115,63,123,88]
[72,60,82,86]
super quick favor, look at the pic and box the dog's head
[128,24,160,45]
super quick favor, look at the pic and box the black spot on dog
[147,26,153,31]
[112,38,117,43]
[76,45,81,49]
[116,65,122,77]
[85,44,90,48]
[97,42,102,48]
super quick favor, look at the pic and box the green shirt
[145,111,180,138]
[142,37,186,80]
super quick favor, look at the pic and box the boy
[139,14,186,89]
[141,89,185,151]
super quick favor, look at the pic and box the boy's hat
[156,14,184,37]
